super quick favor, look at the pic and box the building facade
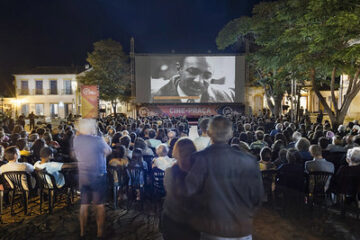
[13,67,83,118]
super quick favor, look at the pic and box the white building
[13,66,84,118]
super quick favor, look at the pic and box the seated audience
[120,135,132,159]
[134,137,154,156]
[127,148,147,200]
[153,144,175,171]
[295,137,312,163]
[326,135,346,153]
[273,148,288,168]
[109,145,129,167]
[250,130,268,150]
[259,147,274,170]
[334,147,360,194]
[146,129,162,149]
[34,147,77,188]
[193,118,211,151]
[16,138,31,158]
[305,145,334,174]
[277,148,305,192]
[0,146,36,188]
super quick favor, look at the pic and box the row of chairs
[261,170,360,218]
[108,164,166,210]
[0,170,75,217]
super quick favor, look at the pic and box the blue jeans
[201,233,252,240]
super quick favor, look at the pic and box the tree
[217,0,360,126]
[216,1,296,117]
[77,39,131,116]
[283,0,360,128]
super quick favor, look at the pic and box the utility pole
[130,37,136,118]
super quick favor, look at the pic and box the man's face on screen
[178,57,212,96]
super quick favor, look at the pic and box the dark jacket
[183,143,264,237]
[153,77,234,103]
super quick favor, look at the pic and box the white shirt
[193,136,211,151]
[0,161,36,189]
[0,161,34,174]
[146,138,162,148]
[177,85,201,103]
[34,161,65,188]
[153,156,176,171]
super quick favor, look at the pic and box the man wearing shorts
[73,119,112,239]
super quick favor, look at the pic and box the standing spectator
[183,116,264,239]
[316,110,323,124]
[28,112,35,130]
[73,119,112,239]
[161,138,199,240]
[17,114,26,129]
[193,118,211,151]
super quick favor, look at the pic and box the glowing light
[72,81,78,90]
[11,99,27,106]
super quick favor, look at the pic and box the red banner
[137,104,244,118]
[81,85,99,118]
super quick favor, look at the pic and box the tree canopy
[217,0,360,126]
[77,39,131,112]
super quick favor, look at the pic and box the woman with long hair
[127,148,147,201]
[31,138,46,161]
[161,138,200,240]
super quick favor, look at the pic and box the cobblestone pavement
[0,196,360,240]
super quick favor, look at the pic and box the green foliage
[77,39,131,102]
[216,17,252,50]
[217,0,360,99]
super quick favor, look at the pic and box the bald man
[153,56,234,103]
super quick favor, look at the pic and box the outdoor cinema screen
[135,55,245,104]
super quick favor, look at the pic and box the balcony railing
[47,88,58,95]
[61,88,73,95]
[18,88,29,95]
[35,88,43,95]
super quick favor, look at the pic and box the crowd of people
[0,111,359,239]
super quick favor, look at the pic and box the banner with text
[81,85,99,118]
[137,104,244,118]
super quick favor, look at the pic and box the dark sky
[0,0,261,96]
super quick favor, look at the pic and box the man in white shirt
[0,146,36,189]
[193,118,211,151]
[152,144,175,171]
[34,147,77,188]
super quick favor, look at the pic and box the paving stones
[1,197,360,240]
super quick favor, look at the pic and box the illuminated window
[20,80,29,95]
[64,80,72,94]
[50,80,58,94]
[35,80,43,95]
[35,104,44,115]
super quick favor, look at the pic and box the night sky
[0,0,261,96]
